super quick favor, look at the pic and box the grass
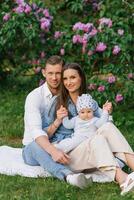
[0,85,134,200]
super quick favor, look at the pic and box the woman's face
[63,69,82,94]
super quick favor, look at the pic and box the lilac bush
[0,0,53,77]
[52,3,133,105]
[0,0,133,106]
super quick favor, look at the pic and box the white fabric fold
[0,145,112,182]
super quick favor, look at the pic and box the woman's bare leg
[115,167,128,186]
[125,153,134,170]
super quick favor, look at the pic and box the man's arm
[24,92,47,140]
[35,135,70,164]
[24,93,70,164]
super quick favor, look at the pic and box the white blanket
[0,146,51,178]
[0,145,112,182]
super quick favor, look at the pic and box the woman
[56,62,134,195]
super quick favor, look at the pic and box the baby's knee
[98,122,116,133]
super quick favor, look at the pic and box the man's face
[42,63,62,90]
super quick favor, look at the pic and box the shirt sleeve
[95,110,109,128]
[94,107,113,121]
[62,116,76,129]
[24,92,48,140]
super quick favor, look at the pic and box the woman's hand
[56,105,68,121]
[46,106,68,137]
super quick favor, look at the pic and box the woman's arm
[45,105,68,137]
[45,118,62,137]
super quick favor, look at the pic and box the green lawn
[0,86,134,200]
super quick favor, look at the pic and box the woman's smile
[63,69,82,93]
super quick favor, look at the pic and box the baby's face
[79,108,94,120]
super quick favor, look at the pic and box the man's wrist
[46,143,57,155]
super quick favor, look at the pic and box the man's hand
[51,148,70,165]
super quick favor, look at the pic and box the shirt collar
[43,82,53,99]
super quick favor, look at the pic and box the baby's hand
[103,100,112,113]
[103,104,109,112]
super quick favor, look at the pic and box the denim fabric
[46,97,102,143]
[43,98,77,143]
[22,141,72,180]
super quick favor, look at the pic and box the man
[22,55,91,189]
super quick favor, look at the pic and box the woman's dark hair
[57,63,87,109]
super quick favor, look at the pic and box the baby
[54,94,110,153]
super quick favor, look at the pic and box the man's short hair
[46,55,64,66]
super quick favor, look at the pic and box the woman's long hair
[57,63,87,110]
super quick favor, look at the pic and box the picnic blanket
[0,145,112,182]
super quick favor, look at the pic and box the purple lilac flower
[83,23,93,32]
[89,28,97,37]
[96,42,107,52]
[72,35,83,44]
[32,3,38,10]
[73,22,95,33]
[40,51,45,59]
[99,18,112,28]
[3,13,10,21]
[117,29,124,36]
[112,45,121,55]
[40,18,50,30]
[128,73,133,79]
[32,59,40,65]
[92,3,99,11]
[34,67,41,74]
[73,22,85,31]
[36,8,43,14]
[39,79,45,86]
[15,5,24,13]
[16,0,24,4]
[108,76,116,83]
[97,85,105,92]
[88,83,97,90]
[60,48,65,55]
[115,94,123,103]
[24,4,31,14]
[54,31,62,39]
[43,9,50,18]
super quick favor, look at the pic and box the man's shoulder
[26,84,45,100]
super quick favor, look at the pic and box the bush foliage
[0,0,133,105]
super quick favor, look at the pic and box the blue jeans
[22,141,72,180]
